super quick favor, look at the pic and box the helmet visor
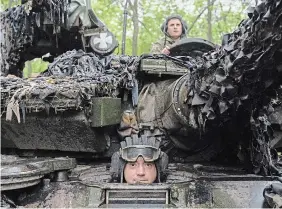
[120,145,161,162]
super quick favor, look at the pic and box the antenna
[121,0,129,55]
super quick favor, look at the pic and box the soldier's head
[161,14,188,40]
[110,135,168,183]
[123,156,157,184]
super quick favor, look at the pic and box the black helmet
[160,14,188,38]
[110,135,169,183]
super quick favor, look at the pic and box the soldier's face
[124,157,157,184]
[167,18,183,40]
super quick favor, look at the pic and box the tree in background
[0,0,252,76]
[93,0,250,55]
[0,0,20,11]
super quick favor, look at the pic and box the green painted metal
[140,58,189,76]
[90,97,122,127]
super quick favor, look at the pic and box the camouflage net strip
[186,0,282,175]
[0,50,140,122]
[0,4,32,76]
[0,0,74,77]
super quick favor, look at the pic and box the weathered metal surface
[140,58,189,76]
[18,182,105,208]
[169,38,216,57]
[1,110,108,152]
[9,163,276,208]
[170,180,271,208]
[105,187,169,205]
[1,155,76,191]
[90,97,122,127]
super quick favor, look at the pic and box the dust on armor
[1,0,282,207]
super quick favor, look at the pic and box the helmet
[160,14,188,38]
[110,135,169,183]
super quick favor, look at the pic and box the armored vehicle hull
[0,155,274,208]
[1,0,282,207]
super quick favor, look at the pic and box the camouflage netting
[0,4,33,77]
[0,0,87,77]
[1,50,139,121]
[184,0,282,174]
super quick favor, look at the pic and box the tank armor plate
[140,58,189,76]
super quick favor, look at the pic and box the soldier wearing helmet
[150,14,188,55]
[110,135,168,183]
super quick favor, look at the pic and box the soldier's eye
[129,163,136,167]
[145,163,153,167]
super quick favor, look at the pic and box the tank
[1,0,282,207]
[0,0,118,77]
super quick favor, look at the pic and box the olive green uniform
[150,37,177,54]
[150,36,187,54]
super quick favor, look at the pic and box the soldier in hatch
[110,136,168,183]
[150,14,188,55]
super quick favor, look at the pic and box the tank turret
[0,0,118,77]
[1,0,282,207]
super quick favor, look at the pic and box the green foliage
[1,0,250,76]
[0,0,20,11]
[23,59,49,78]
[93,0,248,55]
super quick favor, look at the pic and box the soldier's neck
[170,36,180,41]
